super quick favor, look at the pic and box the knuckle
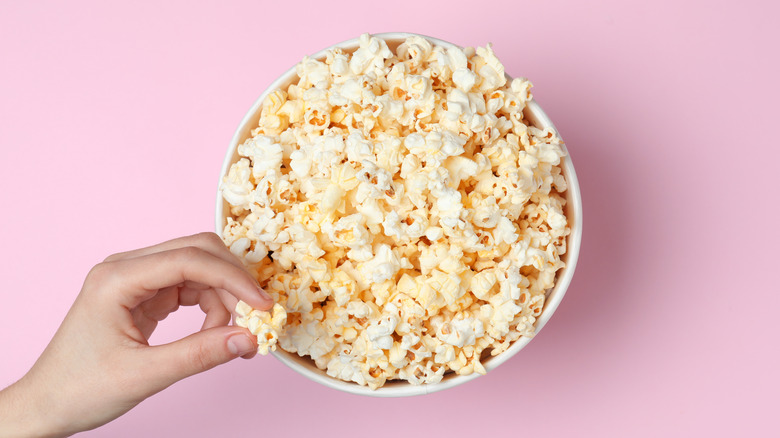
[175,245,204,262]
[103,251,126,262]
[86,262,111,283]
[82,262,119,300]
[194,232,222,247]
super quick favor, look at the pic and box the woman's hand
[0,233,271,437]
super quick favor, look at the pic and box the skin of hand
[0,233,272,438]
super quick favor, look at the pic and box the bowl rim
[215,32,582,397]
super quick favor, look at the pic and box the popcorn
[221,34,570,389]
[221,158,253,208]
[349,34,393,76]
[452,67,477,92]
[234,301,288,355]
[366,312,399,351]
[237,136,284,178]
[358,244,412,284]
[435,316,484,348]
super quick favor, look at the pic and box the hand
[0,233,272,438]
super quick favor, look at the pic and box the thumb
[141,326,257,392]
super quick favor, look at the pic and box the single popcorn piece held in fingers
[234,301,288,355]
[220,33,571,389]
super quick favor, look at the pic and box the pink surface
[0,1,777,436]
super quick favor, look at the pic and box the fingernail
[257,286,272,303]
[227,333,256,356]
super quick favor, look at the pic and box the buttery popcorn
[221,33,570,389]
[234,301,287,355]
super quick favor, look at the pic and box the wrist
[0,376,70,438]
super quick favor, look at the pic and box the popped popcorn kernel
[220,33,570,389]
[234,301,288,355]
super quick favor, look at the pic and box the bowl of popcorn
[216,33,582,396]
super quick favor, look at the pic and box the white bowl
[216,32,582,397]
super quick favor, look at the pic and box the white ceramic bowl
[216,32,582,397]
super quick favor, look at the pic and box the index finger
[91,246,272,311]
[104,232,247,273]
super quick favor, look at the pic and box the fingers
[215,288,239,322]
[91,246,272,311]
[103,232,247,273]
[132,308,158,341]
[138,326,258,394]
[194,290,231,331]
[138,286,180,321]
[131,286,233,340]
[175,286,233,331]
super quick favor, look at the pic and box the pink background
[1,1,778,436]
